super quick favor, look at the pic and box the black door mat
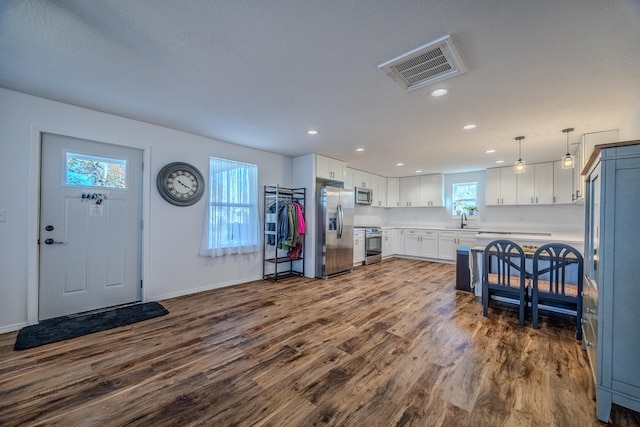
[14,302,169,351]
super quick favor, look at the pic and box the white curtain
[199,157,260,257]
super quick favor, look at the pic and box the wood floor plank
[1,257,639,426]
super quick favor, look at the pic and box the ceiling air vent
[378,35,467,92]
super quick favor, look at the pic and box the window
[200,157,259,257]
[65,152,126,188]
[452,182,478,216]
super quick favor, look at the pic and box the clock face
[157,162,205,206]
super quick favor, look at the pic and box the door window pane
[65,152,127,188]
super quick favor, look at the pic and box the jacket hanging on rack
[267,200,305,258]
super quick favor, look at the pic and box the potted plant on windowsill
[465,206,478,216]
[454,200,464,216]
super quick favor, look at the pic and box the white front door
[39,133,143,320]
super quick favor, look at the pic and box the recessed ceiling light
[356,148,364,152]
[485,149,496,154]
[396,163,404,166]
[307,130,318,135]
[415,170,422,173]
[463,124,477,130]
[496,160,505,164]
[430,88,449,97]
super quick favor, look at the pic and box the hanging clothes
[267,199,305,259]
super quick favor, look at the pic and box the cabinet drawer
[583,276,598,323]
[583,316,598,380]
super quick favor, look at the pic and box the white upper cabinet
[353,169,372,189]
[572,142,584,202]
[486,167,517,205]
[387,177,400,207]
[418,174,444,207]
[316,155,346,182]
[553,160,574,204]
[344,167,355,190]
[370,174,387,207]
[516,162,554,205]
[399,176,420,207]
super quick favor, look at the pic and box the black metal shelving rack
[263,185,305,281]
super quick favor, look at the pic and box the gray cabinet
[583,140,640,422]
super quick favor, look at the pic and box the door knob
[44,238,65,245]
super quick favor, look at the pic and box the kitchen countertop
[371,225,583,243]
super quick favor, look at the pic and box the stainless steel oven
[365,226,382,264]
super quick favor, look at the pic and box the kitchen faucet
[460,212,467,229]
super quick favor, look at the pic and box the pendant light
[561,127,575,169]
[514,136,526,174]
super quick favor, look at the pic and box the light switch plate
[0,209,6,222]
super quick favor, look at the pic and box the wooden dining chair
[482,239,527,326]
[531,243,583,340]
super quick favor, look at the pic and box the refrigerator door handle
[337,204,343,239]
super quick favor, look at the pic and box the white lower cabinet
[438,230,477,261]
[354,229,365,265]
[382,229,393,258]
[393,228,405,254]
[403,229,438,258]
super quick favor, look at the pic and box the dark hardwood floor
[1,258,639,426]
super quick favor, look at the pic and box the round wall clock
[156,162,205,206]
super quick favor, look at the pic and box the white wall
[358,170,584,234]
[621,100,640,141]
[0,88,293,332]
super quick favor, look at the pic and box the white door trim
[27,124,152,325]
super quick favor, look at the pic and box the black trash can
[456,247,472,292]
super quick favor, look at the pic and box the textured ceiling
[1,0,639,176]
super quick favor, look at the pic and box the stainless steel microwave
[355,187,373,205]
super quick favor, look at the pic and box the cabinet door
[534,162,554,204]
[387,178,400,207]
[485,168,501,206]
[344,167,355,191]
[333,159,347,183]
[399,176,419,207]
[374,175,387,207]
[517,169,535,205]
[382,230,393,257]
[393,229,405,254]
[500,167,518,205]
[316,155,332,180]
[553,161,574,204]
[429,174,444,207]
[573,144,584,201]
[438,231,457,261]
[354,170,371,188]
[403,229,421,256]
[316,155,345,182]
[353,231,365,264]
[418,175,431,207]
[420,231,438,258]
[419,174,444,207]
[457,232,477,249]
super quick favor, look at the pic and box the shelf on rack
[263,184,306,282]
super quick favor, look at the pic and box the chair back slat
[531,243,584,339]
[482,239,527,326]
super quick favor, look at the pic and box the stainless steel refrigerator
[316,186,354,278]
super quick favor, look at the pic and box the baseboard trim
[0,322,28,334]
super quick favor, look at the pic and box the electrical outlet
[0,209,6,222]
